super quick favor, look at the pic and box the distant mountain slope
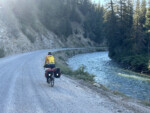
[0,0,98,57]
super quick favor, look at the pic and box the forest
[105,0,150,73]
[12,0,150,73]
[79,0,150,73]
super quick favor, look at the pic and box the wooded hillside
[105,0,150,73]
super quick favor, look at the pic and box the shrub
[0,48,5,58]
[122,55,149,72]
[55,60,95,82]
[55,61,73,75]
[141,101,150,106]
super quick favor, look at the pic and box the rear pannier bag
[54,68,61,78]
[46,71,53,78]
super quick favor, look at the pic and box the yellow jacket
[45,55,55,65]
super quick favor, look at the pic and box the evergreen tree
[105,0,119,58]
[137,0,147,53]
[134,0,140,26]
[127,0,133,30]
[105,0,150,72]
[140,0,146,27]
[126,0,134,55]
[146,0,150,31]
[145,0,150,57]
[120,0,134,55]
[84,4,104,43]
[133,0,141,53]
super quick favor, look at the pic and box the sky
[92,0,150,5]
[91,0,106,4]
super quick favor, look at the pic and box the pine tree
[146,0,150,58]
[84,3,104,43]
[121,0,134,55]
[146,0,150,31]
[134,0,140,26]
[105,0,119,58]
[127,0,133,29]
[136,0,147,54]
[140,0,146,28]
[133,0,141,53]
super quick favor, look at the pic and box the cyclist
[44,52,55,68]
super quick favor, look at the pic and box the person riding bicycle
[44,52,61,84]
[44,52,55,69]
[44,52,55,83]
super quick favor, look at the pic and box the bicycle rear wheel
[51,78,54,87]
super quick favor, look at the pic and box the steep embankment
[0,0,95,57]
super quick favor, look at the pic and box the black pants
[45,64,55,68]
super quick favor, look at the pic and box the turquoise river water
[67,52,150,101]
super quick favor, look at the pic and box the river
[67,52,150,101]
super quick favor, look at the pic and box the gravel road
[0,49,150,113]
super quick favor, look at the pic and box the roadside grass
[55,61,95,82]
[100,84,109,91]
[93,82,109,91]
[112,91,127,97]
[58,56,64,61]
[0,48,5,58]
[54,50,96,82]
[141,101,150,107]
